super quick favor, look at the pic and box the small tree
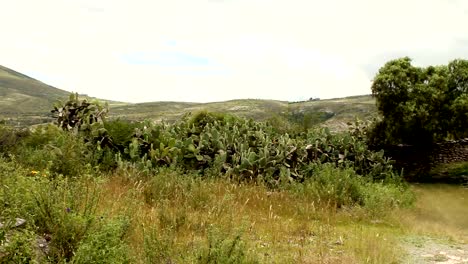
[370,57,468,146]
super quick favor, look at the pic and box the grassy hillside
[0,64,377,128]
[0,65,123,126]
[0,65,71,125]
[110,99,287,122]
[0,66,71,109]
[110,95,377,130]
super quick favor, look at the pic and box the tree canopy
[370,57,468,146]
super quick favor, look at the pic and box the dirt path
[402,236,468,264]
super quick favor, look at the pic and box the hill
[0,65,72,125]
[109,95,377,130]
[0,65,123,126]
[0,65,377,128]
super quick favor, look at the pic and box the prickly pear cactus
[51,93,108,132]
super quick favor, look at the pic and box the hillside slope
[0,65,125,126]
[110,95,377,130]
[0,65,70,112]
[0,65,377,128]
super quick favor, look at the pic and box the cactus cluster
[121,112,394,186]
[51,93,108,132]
[50,95,395,184]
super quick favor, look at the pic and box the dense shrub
[104,119,139,155]
[73,217,130,264]
[295,164,365,207]
[290,163,413,212]
[0,158,131,263]
[0,229,37,263]
[196,228,259,264]
[0,125,29,155]
[18,126,93,178]
[115,111,396,187]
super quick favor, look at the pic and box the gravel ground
[403,236,468,264]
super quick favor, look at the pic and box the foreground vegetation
[2,155,467,263]
[1,56,468,262]
[1,158,415,263]
[0,96,418,262]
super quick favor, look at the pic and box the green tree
[370,57,468,146]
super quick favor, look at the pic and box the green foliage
[104,119,139,154]
[73,217,130,264]
[31,176,100,262]
[293,164,364,207]
[0,157,38,221]
[0,125,29,155]
[0,101,416,262]
[109,111,395,186]
[142,226,175,264]
[21,124,62,149]
[290,163,414,214]
[51,93,108,132]
[0,229,37,263]
[18,126,93,178]
[0,158,134,263]
[360,181,415,216]
[0,158,99,262]
[371,57,468,145]
[51,94,116,167]
[196,228,258,264]
[305,124,394,181]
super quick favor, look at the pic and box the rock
[0,218,26,229]
[14,218,26,227]
[36,236,50,255]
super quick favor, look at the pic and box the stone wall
[432,139,468,164]
[375,139,468,182]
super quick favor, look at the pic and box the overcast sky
[1,0,467,103]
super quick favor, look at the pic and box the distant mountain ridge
[0,65,377,128]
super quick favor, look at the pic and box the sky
[0,0,467,103]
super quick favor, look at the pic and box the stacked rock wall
[376,139,468,181]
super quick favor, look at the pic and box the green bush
[21,124,62,149]
[195,228,259,264]
[293,164,365,207]
[290,163,413,213]
[0,125,29,155]
[361,182,415,216]
[104,119,139,155]
[73,217,130,264]
[18,125,93,177]
[31,176,100,262]
[114,111,396,186]
[0,158,105,262]
[142,225,176,264]
[0,229,37,264]
[0,157,37,222]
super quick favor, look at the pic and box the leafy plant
[51,93,108,133]
[196,228,258,264]
[73,217,130,264]
[31,176,100,262]
[0,229,37,263]
[370,57,468,146]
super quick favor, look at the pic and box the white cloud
[0,0,466,102]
